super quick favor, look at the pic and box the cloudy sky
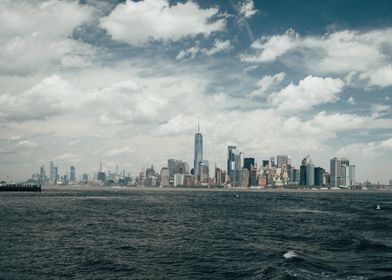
[1,0,391,183]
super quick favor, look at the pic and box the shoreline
[41,185,392,193]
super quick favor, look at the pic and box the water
[0,189,391,279]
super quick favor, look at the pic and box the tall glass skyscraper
[194,124,203,178]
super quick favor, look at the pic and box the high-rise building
[199,160,209,183]
[193,124,203,178]
[306,161,315,186]
[215,167,223,185]
[234,152,244,185]
[330,157,350,187]
[244,157,255,170]
[227,146,237,182]
[70,166,76,182]
[277,155,289,168]
[249,168,259,187]
[39,165,46,184]
[168,159,176,183]
[241,168,249,188]
[349,165,356,186]
[262,160,269,168]
[314,167,324,186]
[173,173,184,187]
[160,167,170,187]
[49,161,55,182]
[175,161,189,174]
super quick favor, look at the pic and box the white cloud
[248,72,285,98]
[0,0,94,74]
[268,75,345,112]
[347,96,355,105]
[100,0,225,46]
[241,28,392,88]
[338,138,392,157]
[204,39,232,55]
[240,29,299,63]
[239,0,257,19]
[359,65,392,87]
[176,39,231,60]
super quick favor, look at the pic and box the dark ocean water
[0,189,391,280]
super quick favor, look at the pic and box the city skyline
[0,0,392,183]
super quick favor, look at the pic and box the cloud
[268,75,345,112]
[240,29,299,63]
[240,28,392,88]
[347,96,355,105]
[238,0,257,19]
[338,138,392,157]
[176,39,231,60]
[0,0,95,74]
[248,72,285,98]
[100,0,225,46]
[359,65,392,87]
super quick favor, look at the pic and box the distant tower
[70,166,76,182]
[227,145,237,182]
[194,123,203,178]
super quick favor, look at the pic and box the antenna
[198,121,200,133]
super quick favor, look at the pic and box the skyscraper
[199,160,209,183]
[193,124,203,178]
[70,166,76,182]
[227,145,237,182]
[168,159,176,184]
[244,157,255,170]
[49,161,55,182]
[306,161,315,186]
[330,157,350,187]
[277,155,289,168]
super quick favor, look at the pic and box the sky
[0,0,391,183]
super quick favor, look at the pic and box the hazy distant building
[314,167,325,186]
[215,167,223,185]
[277,155,289,168]
[306,161,315,186]
[227,145,237,182]
[199,160,209,183]
[330,157,351,187]
[168,159,176,183]
[262,160,269,168]
[70,166,76,182]
[175,161,189,174]
[193,124,203,178]
[249,168,258,187]
[244,157,255,170]
[300,165,307,186]
[241,168,249,188]
[82,173,89,181]
[173,173,184,187]
[160,167,170,187]
[234,152,244,185]
[49,161,55,182]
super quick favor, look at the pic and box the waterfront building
[330,157,350,187]
[70,166,76,182]
[168,159,176,183]
[306,161,315,186]
[241,168,249,188]
[39,165,46,184]
[227,145,237,182]
[277,155,289,168]
[215,167,223,185]
[300,165,307,186]
[234,152,244,186]
[49,161,55,182]
[244,157,255,171]
[173,173,184,187]
[199,160,209,183]
[160,167,170,187]
[82,173,88,181]
[314,167,324,186]
[175,161,189,174]
[193,124,203,178]
[249,168,258,187]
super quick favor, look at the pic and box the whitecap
[284,250,297,259]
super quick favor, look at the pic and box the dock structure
[0,184,41,192]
